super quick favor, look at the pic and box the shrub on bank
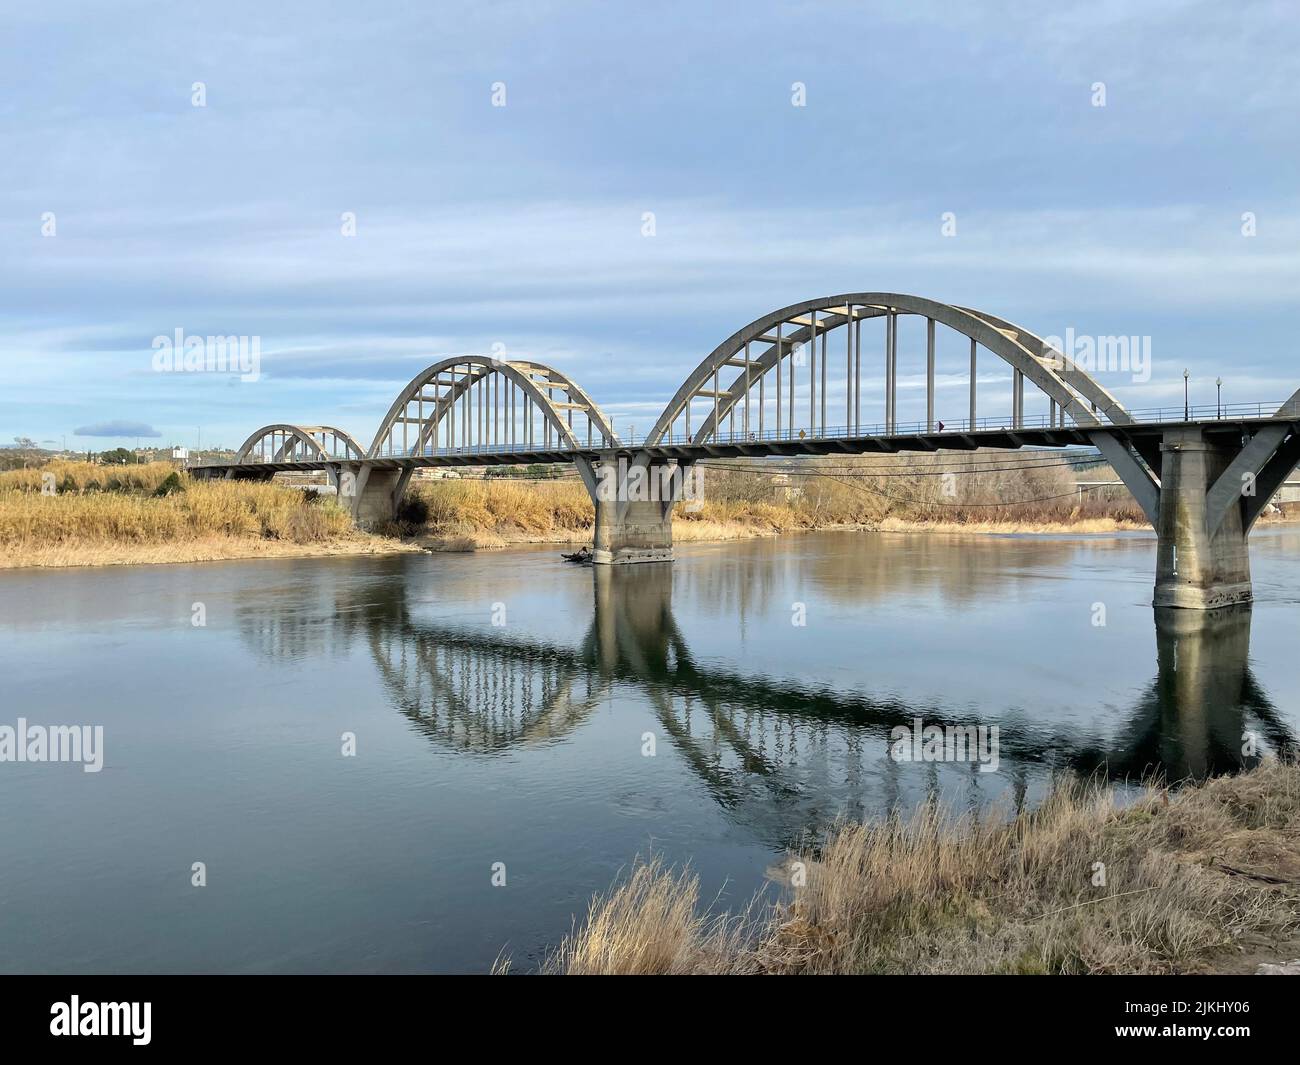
[153,472,186,497]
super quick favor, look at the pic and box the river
[2,528,1298,972]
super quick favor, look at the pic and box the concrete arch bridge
[192,292,1300,610]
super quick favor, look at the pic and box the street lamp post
[1183,369,1190,421]
[1216,377,1222,419]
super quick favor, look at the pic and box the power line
[817,472,1104,509]
[695,450,1106,472]
[697,457,1107,479]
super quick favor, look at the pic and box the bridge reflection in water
[237,556,1293,849]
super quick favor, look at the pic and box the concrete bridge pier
[1153,429,1253,610]
[332,463,414,528]
[1095,423,1300,610]
[579,452,693,565]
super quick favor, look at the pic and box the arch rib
[367,355,620,458]
[648,293,1125,446]
[236,424,366,463]
[954,307,1133,426]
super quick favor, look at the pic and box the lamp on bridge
[1217,377,1223,420]
[1184,368,1190,421]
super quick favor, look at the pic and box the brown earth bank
[2,535,421,569]
[516,760,1300,976]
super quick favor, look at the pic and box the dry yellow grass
[411,478,593,536]
[0,459,182,495]
[0,457,1219,567]
[542,859,755,975]
[0,461,377,568]
[538,760,1300,975]
[0,481,353,545]
[405,453,1150,549]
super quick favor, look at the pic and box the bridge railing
[644,400,1289,447]
[1121,400,1286,423]
[206,399,1293,466]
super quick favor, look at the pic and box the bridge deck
[191,414,1290,476]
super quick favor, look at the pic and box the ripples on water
[1,528,1297,972]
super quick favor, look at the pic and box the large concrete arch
[646,293,1131,445]
[954,306,1133,426]
[235,424,366,463]
[368,355,621,458]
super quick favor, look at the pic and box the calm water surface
[2,528,1298,973]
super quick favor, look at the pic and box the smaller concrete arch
[367,355,621,458]
[235,424,367,463]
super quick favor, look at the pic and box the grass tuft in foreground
[542,858,758,975]
[540,761,1300,975]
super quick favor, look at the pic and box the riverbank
[401,475,1151,552]
[0,462,1269,569]
[537,760,1300,975]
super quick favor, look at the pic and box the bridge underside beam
[1088,430,1160,526]
[1202,423,1298,537]
[1244,429,1300,531]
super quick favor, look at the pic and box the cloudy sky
[3,0,1298,450]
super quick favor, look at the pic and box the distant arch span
[235,424,366,463]
[367,355,620,458]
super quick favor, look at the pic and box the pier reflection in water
[237,543,1294,853]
